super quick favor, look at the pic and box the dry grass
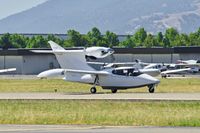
[0,78,199,93]
[0,100,200,126]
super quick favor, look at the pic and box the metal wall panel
[4,56,23,74]
[22,55,60,74]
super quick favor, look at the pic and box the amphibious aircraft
[33,41,160,93]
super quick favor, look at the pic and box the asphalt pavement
[0,125,200,133]
[0,93,200,101]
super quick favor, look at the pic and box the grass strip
[0,100,200,126]
[0,78,199,93]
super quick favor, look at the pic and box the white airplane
[142,63,191,77]
[90,61,191,78]
[177,59,200,64]
[176,59,200,73]
[33,41,160,94]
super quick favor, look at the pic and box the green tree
[47,34,64,47]
[65,29,83,47]
[10,34,26,48]
[103,31,119,47]
[162,37,170,47]
[156,32,164,46]
[188,28,200,46]
[176,33,189,46]
[119,35,136,48]
[133,28,147,47]
[87,27,102,46]
[144,34,156,48]
[165,28,179,47]
[0,33,14,49]
[26,36,47,48]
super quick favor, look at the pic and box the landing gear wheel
[148,85,155,93]
[90,87,97,94]
[149,88,155,93]
[111,89,117,93]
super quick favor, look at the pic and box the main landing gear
[90,75,99,94]
[90,87,97,94]
[148,84,155,93]
[111,89,117,93]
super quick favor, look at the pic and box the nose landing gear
[148,84,155,93]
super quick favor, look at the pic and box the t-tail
[48,41,95,71]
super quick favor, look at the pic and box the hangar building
[0,47,200,74]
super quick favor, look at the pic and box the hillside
[0,0,200,34]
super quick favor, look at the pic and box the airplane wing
[0,68,16,73]
[31,50,54,53]
[161,68,191,75]
[65,69,110,75]
[87,62,137,65]
[37,69,109,78]
[175,63,200,66]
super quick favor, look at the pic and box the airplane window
[132,71,142,76]
[112,68,141,76]
[101,51,108,56]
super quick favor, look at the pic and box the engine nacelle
[85,47,114,59]
[37,69,65,78]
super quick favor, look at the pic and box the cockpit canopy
[112,67,142,76]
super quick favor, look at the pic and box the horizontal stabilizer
[37,69,65,78]
[31,50,83,54]
[0,68,16,73]
[38,68,109,78]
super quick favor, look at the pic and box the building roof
[0,47,199,56]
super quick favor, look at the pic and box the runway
[0,125,199,133]
[0,93,200,100]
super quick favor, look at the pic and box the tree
[188,27,200,46]
[47,34,64,47]
[176,33,189,46]
[103,31,119,47]
[87,27,102,46]
[10,34,26,48]
[156,32,163,46]
[119,35,136,48]
[162,37,170,48]
[144,34,156,48]
[26,36,48,48]
[0,33,13,49]
[165,28,179,47]
[65,29,83,47]
[133,28,147,47]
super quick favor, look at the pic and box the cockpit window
[101,51,108,56]
[112,68,142,76]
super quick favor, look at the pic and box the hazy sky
[0,0,48,20]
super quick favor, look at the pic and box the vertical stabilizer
[48,41,65,51]
[48,41,95,71]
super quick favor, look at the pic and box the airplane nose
[140,74,160,84]
[109,48,114,54]
[152,78,160,84]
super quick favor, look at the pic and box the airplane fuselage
[63,68,160,90]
